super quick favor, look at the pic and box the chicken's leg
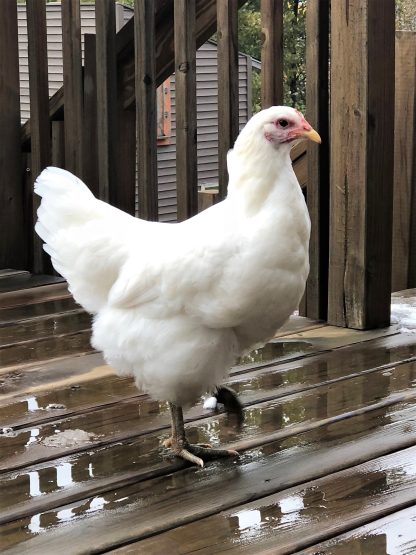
[163,402,239,467]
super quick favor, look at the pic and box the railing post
[175,0,198,221]
[217,0,239,200]
[0,0,25,270]
[95,0,117,203]
[61,0,83,176]
[260,0,283,107]
[135,0,158,221]
[302,0,330,320]
[27,0,51,273]
[328,0,395,329]
[83,34,99,197]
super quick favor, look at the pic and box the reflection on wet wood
[0,329,94,367]
[1,399,416,529]
[3,331,415,428]
[0,282,69,309]
[2,355,415,473]
[296,505,416,555]
[108,447,416,555]
[0,274,64,295]
[3,420,416,554]
[0,310,91,346]
[0,282,415,554]
[0,297,77,325]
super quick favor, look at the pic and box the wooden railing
[1,0,409,331]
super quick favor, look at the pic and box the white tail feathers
[34,167,137,313]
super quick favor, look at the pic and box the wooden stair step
[0,282,70,310]
[0,274,64,295]
[0,310,91,346]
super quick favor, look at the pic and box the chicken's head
[236,106,321,152]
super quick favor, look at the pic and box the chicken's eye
[278,119,289,128]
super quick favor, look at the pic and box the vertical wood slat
[217,0,239,200]
[174,0,198,221]
[83,34,99,197]
[391,31,416,291]
[328,0,395,329]
[302,0,330,320]
[0,0,25,269]
[95,0,117,203]
[135,0,158,221]
[51,121,65,168]
[115,104,136,216]
[26,0,51,273]
[260,0,284,108]
[61,0,83,176]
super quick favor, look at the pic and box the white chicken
[35,106,320,467]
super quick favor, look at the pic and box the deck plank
[109,447,416,555]
[2,330,414,424]
[295,504,416,555]
[0,310,91,346]
[2,339,415,472]
[0,283,70,310]
[1,360,415,528]
[2,407,416,554]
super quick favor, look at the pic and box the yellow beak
[299,128,322,144]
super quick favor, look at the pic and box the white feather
[35,107,310,406]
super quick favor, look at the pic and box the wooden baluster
[217,0,239,200]
[61,0,83,176]
[260,0,283,108]
[0,0,25,269]
[95,0,117,203]
[302,0,330,320]
[328,0,395,329]
[135,0,158,221]
[175,0,198,221]
[27,0,51,273]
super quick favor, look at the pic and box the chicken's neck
[225,143,295,215]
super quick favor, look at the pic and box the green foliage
[396,0,416,30]
[238,0,306,113]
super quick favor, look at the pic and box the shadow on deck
[1,273,416,554]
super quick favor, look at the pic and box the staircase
[0,272,93,370]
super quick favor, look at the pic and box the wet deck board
[0,280,416,554]
[110,447,416,555]
[295,504,416,555]
[2,339,415,472]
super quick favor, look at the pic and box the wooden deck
[1,276,416,554]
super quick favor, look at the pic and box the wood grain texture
[4,409,416,554]
[135,0,158,220]
[260,0,283,107]
[0,0,25,270]
[296,505,416,555]
[303,0,329,320]
[82,34,99,197]
[217,0,239,199]
[61,0,83,176]
[175,0,198,221]
[95,0,117,202]
[26,0,51,274]
[109,447,416,555]
[328,0,395,329]
[392,32,416,291]
[51,121,65,168]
